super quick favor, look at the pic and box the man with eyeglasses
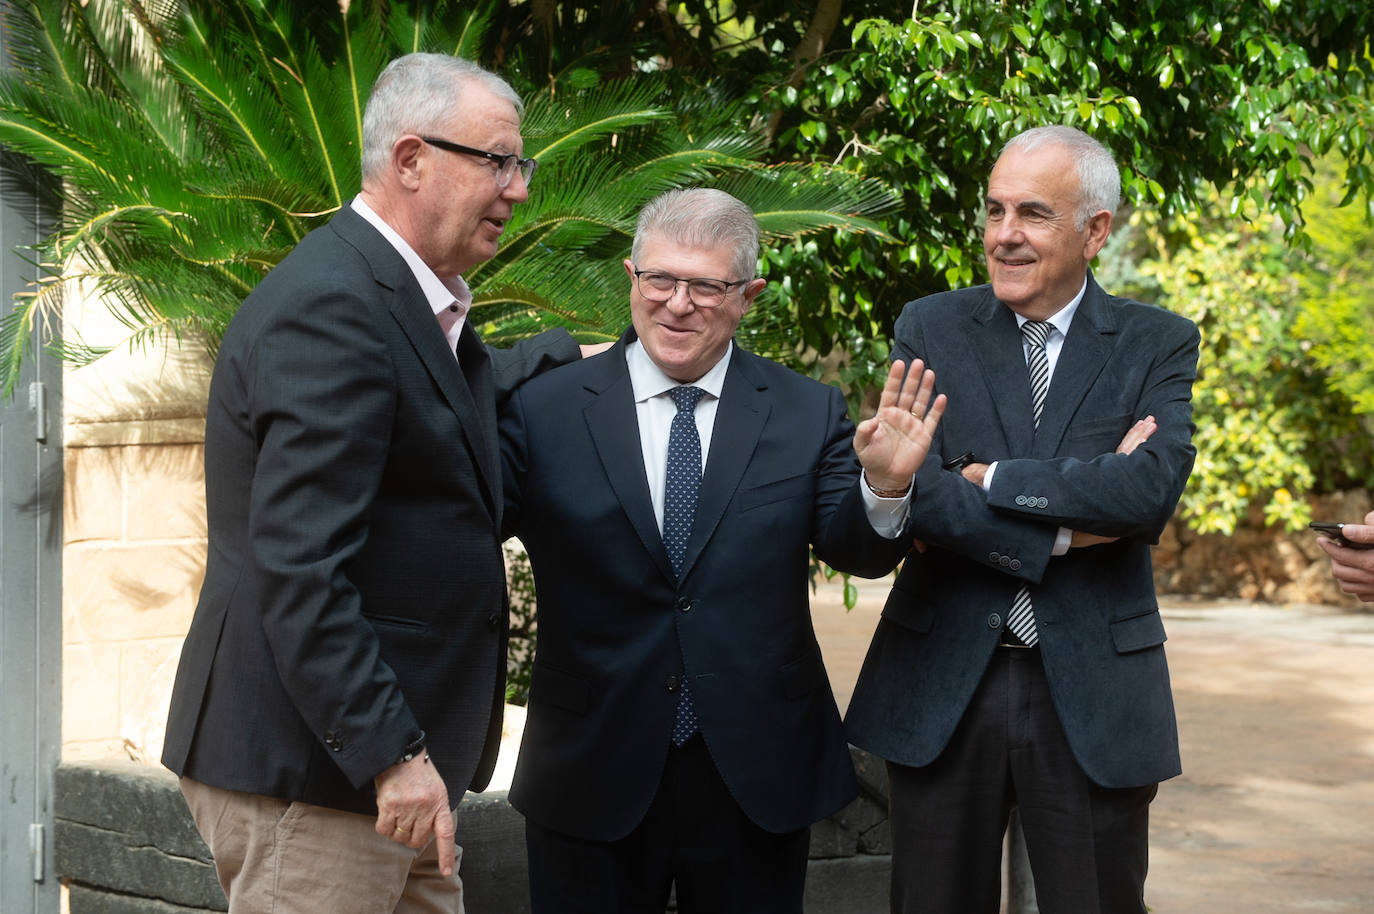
[498,187,946,913]
[164,53,591,914]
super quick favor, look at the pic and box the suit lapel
[331,206,500,514]
[456,324,501,514]
[583,340,677,584]
[680,348,769,581]
[969,291,1037,456]
[1033,277,1117,458]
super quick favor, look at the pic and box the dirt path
[812,585,1374,912]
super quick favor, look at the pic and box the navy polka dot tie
[664,385,705,744]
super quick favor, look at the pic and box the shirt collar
[1013,276,1087,340]
[626,339,732,404]
[351,195,472,319]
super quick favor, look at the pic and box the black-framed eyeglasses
[632,269,749,309]
[420,137,537,188]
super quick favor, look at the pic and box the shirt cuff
[861,469,911,539]
[982,460,998,491]
[1052,527,1072,556]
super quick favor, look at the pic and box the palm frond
[0,0,902,395]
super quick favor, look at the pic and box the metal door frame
[0,5,63,908]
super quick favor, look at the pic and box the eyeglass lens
[636,273,737,307]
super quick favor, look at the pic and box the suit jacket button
[989,551,1001,563]
[988,613,1002,629]
[665,675,680,692]
[676,597,693,613]
[998,555,1011,567]
[487,613,499,631]
[1009,559,1022,571]
[1037,497,1049,508]
[1015,495,1028,506]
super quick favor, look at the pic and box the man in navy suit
[163,54,586,913]
[499,187,945,913]
[846,126,1200,913]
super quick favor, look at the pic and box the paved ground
[811,581,1374,913]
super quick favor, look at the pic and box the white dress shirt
[351,196,472,355]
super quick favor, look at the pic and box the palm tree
[0,0,897,394]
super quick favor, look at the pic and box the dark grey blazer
[845,276,1199,789]
[162,205,577,815]
[500,331,912,841]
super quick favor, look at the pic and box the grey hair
[631,188,760,281]
[1000,126,1121,229]
[361,53,523,183]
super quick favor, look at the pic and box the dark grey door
[0,10,63,911]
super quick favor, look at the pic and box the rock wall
[55,754,898,914]
[1154,490,1373,605]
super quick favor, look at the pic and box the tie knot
[669,385,706,413]
[1021,320,1053,349]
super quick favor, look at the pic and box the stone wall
[60,294,213,765]
[54,755,896,914]
[1154,489,1374,605]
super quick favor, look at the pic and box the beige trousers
[181,778,463,914]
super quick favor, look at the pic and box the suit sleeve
[810,384,913,579]
[893,302,1060,582]
[247,283,420,788]
[498,385,531,542]
[986,316,1200,540]
[487,328,579,408]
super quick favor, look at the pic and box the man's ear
[392,135,426,190]
[1083,209,1113,261]
[738,277,767,315]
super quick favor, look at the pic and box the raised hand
[854,359,946,493]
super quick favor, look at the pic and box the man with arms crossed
[163,54,586,913]
[846,126,1200,913]
[499,187,944,913]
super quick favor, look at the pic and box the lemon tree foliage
[753,0,1374,362]
[1098,173,1374,535]
[1294,156,1374,423]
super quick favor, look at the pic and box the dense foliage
[0,0,896,390]
[2,0,1372,537]
[1100,166,1374,534]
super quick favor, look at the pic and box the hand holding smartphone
[1309,521,1374,550]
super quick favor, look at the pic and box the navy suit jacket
[845,276,1199,789]
[500,331,911,841]
[162,205,578,814]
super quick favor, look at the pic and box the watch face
[943,451,976,471]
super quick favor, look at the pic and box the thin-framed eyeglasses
[632,269,749,308]
[420,136,537,188]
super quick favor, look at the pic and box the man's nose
[991,214,1024,247]
[664,282,696,314]
[502,168,530,203]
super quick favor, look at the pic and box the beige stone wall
[61,290,212,764]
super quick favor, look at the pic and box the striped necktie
[1006,320,1053,647]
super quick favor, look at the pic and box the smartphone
[1309,521,1374,550]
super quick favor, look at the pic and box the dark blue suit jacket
[845,276,1199,789]
[501,331,911,841]
[162,206,578,814]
